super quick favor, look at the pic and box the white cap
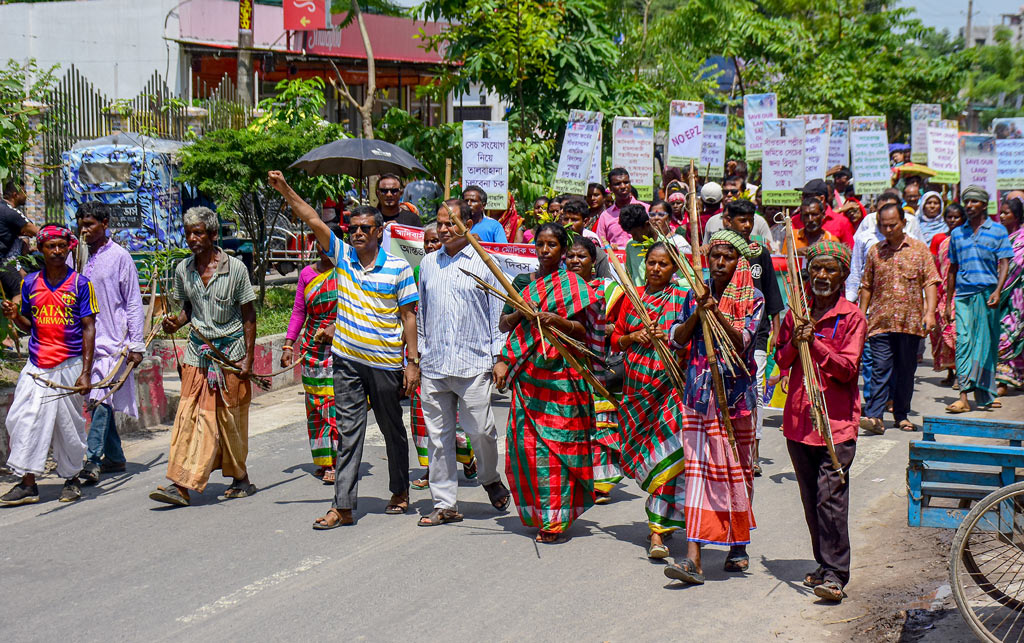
[701,182,723,204]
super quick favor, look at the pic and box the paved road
[0,368,1008,641]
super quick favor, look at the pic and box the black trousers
[865,332,921,423]
[332,356,409,510]
[787,438,857,587]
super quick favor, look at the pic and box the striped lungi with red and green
[503,270,599,533]
[299,270,339,467]
[617,286,690,533]
[410,387,474,467]
[588,278,625,493]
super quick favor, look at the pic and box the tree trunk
[329,1,377,139]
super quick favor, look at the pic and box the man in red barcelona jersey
[0,225,97,506]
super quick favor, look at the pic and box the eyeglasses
[349,224,377,234]
[378,188,401,195]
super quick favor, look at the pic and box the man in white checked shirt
[415,199,512,526]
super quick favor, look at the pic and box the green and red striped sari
[588,278,625,493]
[503,269,599,533]
[615,284,690,533]
[300,269,339,467]
[410,391,474,466]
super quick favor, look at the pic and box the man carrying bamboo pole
[663,229,764,585]
[73,202,145,485]
[1,225,96,506]
[775,240,866,603]
[149,207,257,507]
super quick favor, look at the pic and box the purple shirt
[595,197,649,247]
[80,239,145,415]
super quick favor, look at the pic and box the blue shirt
[417,245,504,379]
[327,232,418,370]
[471,216,508,243]
[948,218,1015,297]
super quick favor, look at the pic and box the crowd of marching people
[0,149,1021,607]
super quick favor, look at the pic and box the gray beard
[811,281,837,297]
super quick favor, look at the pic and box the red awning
[300,14,446,65]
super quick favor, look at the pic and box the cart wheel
[950,481,1024,642]
[276,262,295,276]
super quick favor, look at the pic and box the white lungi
[5,356,87,478]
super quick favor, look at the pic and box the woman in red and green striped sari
[611,243,691,559]
[566,236,626,504]
[282,235,341,484]
[495,223,600,544]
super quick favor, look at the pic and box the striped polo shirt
[328,231,418,370]
[949,219,1015,297]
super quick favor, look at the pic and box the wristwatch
[409,357,420,366]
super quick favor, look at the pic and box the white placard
[667,100,704,167]
[993,118,1024,190]
[761,118,805,206]
[926,119,960,184]
[801,114,831,181]
[743,93,778,162]
[461,120,509,210]
[553,109,603,194]
[612,117,655,201]
[911,103,941,164]
[960,134,997,214]
[700,113,728,180]
[827,120,849,168]
[849,116,890,194]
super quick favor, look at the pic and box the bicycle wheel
[951,481,1024,642]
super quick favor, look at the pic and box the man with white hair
[149,206,258,507]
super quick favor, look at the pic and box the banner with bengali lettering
[461,120,509,210]
[926,119,960,184]
[849,116,890,194]
[827,120,849,169]
[612,117,655,201]
[911,103,941,164]
[761,118,805,206]
[960,133,998,215]
[800,114,831,181]
[743,93,778,162]
[700,113,728,180]
[553,109,603,194]
[993,117,1024,191]
[667,100,704,167]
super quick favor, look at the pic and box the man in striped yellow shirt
[269,171,419,530]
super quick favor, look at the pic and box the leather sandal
[946,400,971,414]
[312,507,353,530]
[384,492,409,515]
[418,507,464,526]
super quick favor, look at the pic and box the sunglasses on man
[378,187,401,194]
[349,224,377,234]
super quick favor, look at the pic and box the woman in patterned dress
[282,225,343,484]
[931,204,966,386]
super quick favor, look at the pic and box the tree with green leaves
[0,59,58,181]
[177,78,349,306]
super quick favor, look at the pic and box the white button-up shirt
[417,244,504,379]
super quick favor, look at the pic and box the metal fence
[40,65,251,223]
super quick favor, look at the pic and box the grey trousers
[332,356,409,510]
[420,371,501,510]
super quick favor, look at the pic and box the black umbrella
[289,138,427,180]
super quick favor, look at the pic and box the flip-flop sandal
[664,558,705,585]
[647,542,670,559]
[411,476,430,490]
[385,494,409,514]
[484,481,512,511]
[946,400,971,414]
[991,400,1003,408]
[724,555,750,572]
[463,458,478,480]
[417,507,464,526]
[803,568,825,588]
[312,508,352,530]
[149,485,190,507]
[594,490,611,505]
[813,581,844,602]
[535,530,565,544]
[224,482,257,499]
[898,420,917,432]
[322,471,335,485]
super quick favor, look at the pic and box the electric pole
[965,0,974,48]
[238,0,254,106]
